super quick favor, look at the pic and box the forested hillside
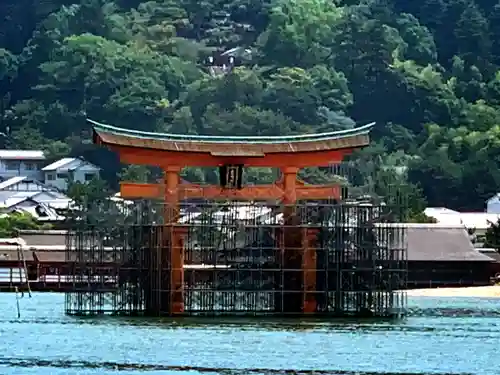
[1,0,500,212]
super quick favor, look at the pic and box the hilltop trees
[0,0,499,212]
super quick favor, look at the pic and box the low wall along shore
[406,285,500,298]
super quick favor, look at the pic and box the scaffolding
[65,197,407,318]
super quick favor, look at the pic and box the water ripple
[407,307,500,318]
[0,294,499,375]
[0,357,473,375]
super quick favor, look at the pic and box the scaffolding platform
[65,201,407,318]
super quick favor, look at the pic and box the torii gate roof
[90,119,375,157]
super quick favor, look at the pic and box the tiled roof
[406,225,495,262]
[90,119,375,144]
[90,118,375,155]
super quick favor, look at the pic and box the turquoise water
[0,294,499,375]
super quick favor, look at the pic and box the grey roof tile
[407,226,495,262]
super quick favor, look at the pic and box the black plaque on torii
[219,164,243,189]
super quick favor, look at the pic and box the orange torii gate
[90,119,374,315]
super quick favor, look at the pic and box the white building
[0,192,68,222]
[42,158,100,191]
[0,176,55,192]
[0,184,72,222]
[0,177,72,208]
[424,207,500,230]
[487,193,500,214]
[424,206,500,248]
[0,150,45,180]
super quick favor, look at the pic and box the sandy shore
[405,285,500,298]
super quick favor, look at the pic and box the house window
[5,161,19,170]
[25,162,35,170]
[47,173,55,181]
[84,173,95,181]
[57,173,68,179]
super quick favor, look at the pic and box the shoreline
[405,285,500,298]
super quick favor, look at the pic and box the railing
[0,267,118,291]
[0,268,27,286]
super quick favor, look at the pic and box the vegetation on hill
[1,0,500,213]
[0,212,51,237]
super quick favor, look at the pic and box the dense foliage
[0,213,51,237]
[485,218,500,251]
[1,0,500,213]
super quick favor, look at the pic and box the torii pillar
[278,167,319,313]
[163,165,186,314]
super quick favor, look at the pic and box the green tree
[0,213,51,237]
[484,219,500,253]
[0,0,500,214]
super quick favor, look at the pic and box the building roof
[0,190,71,212]
[42,157,77,171]
[0,250,35,262]
[0,176,60,193]
[0,191,39,206]
[0,238,27,246]
[487,193,500,203]
[406,225,495,262]
[42,157,100,172]
[479,248,500,262]
[0,176,27,190]
[0,248,70,262]
[90,118,375,156]
[33,250,68,262]
[424,207,459,216]
[0,150,45,160]
[14,205,66,222]
[425,209,500,230]
[0,190,49,201]
[18,230,67,246]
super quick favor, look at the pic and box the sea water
[0,293,499,375]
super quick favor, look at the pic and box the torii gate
[90,119,374,315]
